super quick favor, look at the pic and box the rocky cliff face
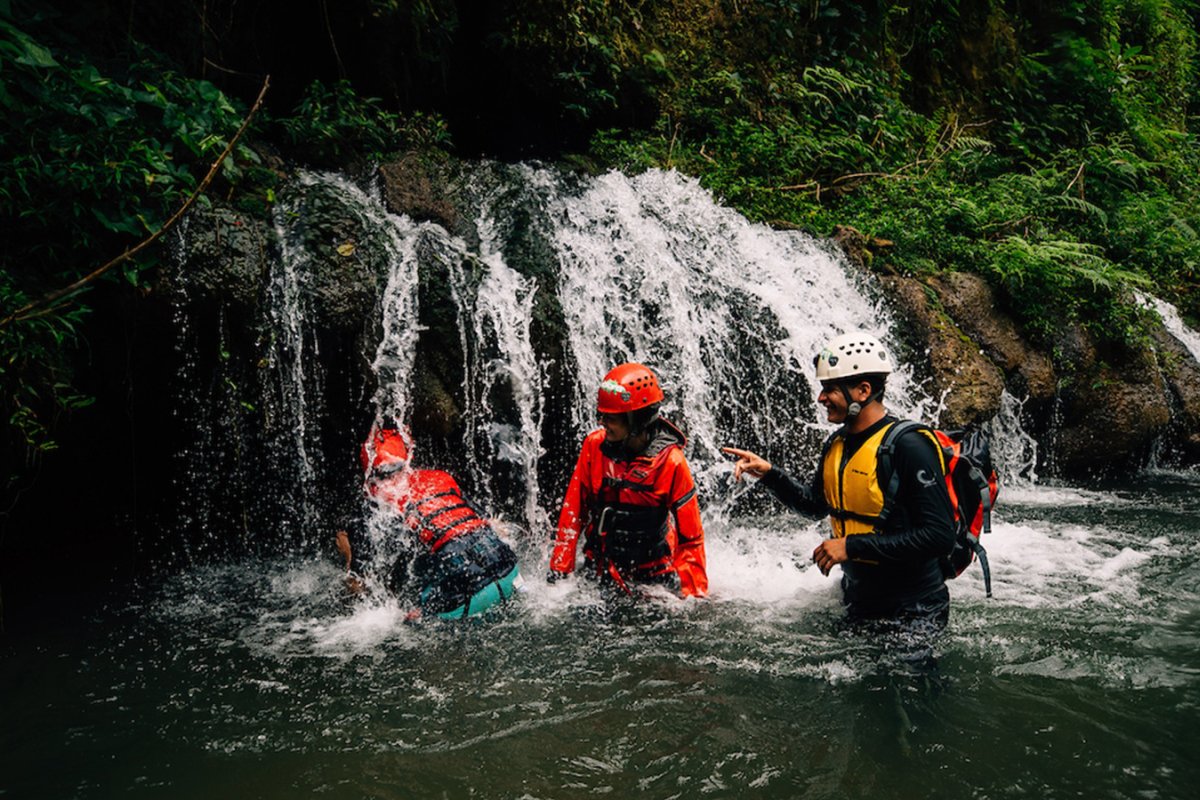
[829,227,1200,477]
[164,159,1200,514]
[11,153,1200,614]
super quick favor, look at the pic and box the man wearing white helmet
[723,332,956,635]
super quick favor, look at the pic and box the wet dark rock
[878,274,1006,429]
[379,152,458,231]
[286,181,383,331]
[925,272,1056,403]
[831,224,894,274]
[168,206,271,307]
[1151,325,1200,460]
[1052,349,1171,476]
[830,226,1198,474]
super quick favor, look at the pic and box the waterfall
[1137,291,1200,470]
[350,165,551,534]
[985,390,1040,484]
[476,216,546,530]
[266,175,327,536]
[1141,291,1200,365]
[364,186,429,431]
[178,163,1002,551]
[548,168,934,501]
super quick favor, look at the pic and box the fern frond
[801,65,867,98]
[1052,195,1109,225]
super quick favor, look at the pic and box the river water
[3,471,1198,799]
[4,167,1198,798]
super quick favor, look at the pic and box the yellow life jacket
[822,421,947,540]
[822,423,893,539]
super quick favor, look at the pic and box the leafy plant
[0,15,256,477]
[276,79,450,164]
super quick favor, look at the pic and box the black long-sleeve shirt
[759,415,956,617]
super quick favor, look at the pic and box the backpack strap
[875,420,926,528]
[971,537,993,598]
[970,462,994,535]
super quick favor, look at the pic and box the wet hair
[629,402,662,434]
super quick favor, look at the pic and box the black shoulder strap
[875,420,924,526]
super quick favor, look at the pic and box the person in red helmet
[547,363,708,598]
[335,424,522,619]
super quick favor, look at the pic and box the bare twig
[1065,161,1086,198]
[831,171,895,185]
[322,0,347,79]
[753,181,820,193]
[0,75,270,329]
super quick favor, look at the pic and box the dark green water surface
[3,474,1198,799]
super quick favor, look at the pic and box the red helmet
[597,363,664,414]
[360,426,411,476]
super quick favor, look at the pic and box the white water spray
[548,168,935,503]
[986,390,1040,484]
[1140,291,1200,365]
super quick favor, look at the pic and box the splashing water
[986,390,1040,484]
[550,168,935,507]
[30,166,1196,800]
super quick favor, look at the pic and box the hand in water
[335,529,353,571]
[721,447,772,481]
[335,530,367,595]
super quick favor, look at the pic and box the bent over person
[336,425,522,620]
[548,363,707,598]
[724,332,955,632]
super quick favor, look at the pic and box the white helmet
[814,332,892,381]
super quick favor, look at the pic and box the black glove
[546,569,570,584]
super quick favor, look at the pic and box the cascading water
[986,390,1040,484]
[442,171,548,531]
[551,169,935,489]
[1141,291,1200,364]
[7,165,1199,800]
[264,174,332,538]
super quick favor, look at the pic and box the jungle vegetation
[2,0,1199,492]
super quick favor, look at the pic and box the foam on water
[165,169,1200,694]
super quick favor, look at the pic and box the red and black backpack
[877,422,1000,596]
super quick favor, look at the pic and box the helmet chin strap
[841,381,876,418]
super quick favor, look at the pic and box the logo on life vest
[599,379,632,402]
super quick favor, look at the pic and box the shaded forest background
[2,0,1198,628]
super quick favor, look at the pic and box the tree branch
[0,75,271,329]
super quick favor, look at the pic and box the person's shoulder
[409,468,460,493]
[582,428,607,449]
[888,420,941,457]
[891,418,935,437]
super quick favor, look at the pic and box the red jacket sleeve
[666,451,707,597]
[549,437,595,574]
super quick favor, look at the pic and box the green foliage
[276,79,450,165]
[0,14,256,467]
[581,0,1200,347]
